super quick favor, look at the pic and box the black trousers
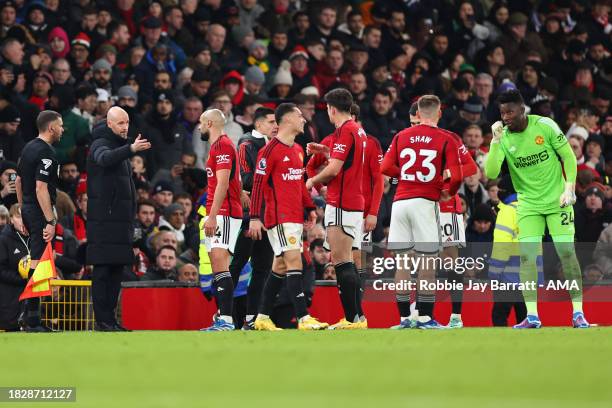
[229,228,274,326]
[492,289,527,326]
[92,264,126,325]
[21,204,48,328]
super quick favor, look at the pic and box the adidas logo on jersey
[296,293,305,298]
[14,248,20,254]
[283,156,290,162]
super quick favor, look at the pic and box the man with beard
[115,85,144,143]
[57,161,80,200]
[89,59,117,95]
[15,110,63,332]
[0,105,24,162]
[144,91,192,178]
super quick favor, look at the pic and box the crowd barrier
[120,281,612,330]
[41,280,95,331]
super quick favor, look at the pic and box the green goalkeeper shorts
[517,206,575,239]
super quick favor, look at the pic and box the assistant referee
[15,110,63,332]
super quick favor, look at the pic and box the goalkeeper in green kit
[484,90,589,329]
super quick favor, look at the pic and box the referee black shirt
[17,138,58,207]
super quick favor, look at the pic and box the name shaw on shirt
[513,150,549,168]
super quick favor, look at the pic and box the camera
[9,173,17,183]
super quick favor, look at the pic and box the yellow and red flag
[19,242,57,301]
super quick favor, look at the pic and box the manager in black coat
[86,107,151,331]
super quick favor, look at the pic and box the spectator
[0,105,23,162]
[61,183,87,245]
[362,88,406,151]
[310,238,329,280]
[462,124,487,158]
[51,58,74,86]
[459,169,490,218]
[209,89,243,145]
[69,32,91,82]
[314,48,347,95]
[594,222,612,278]
[72,85,97,130]
[243,66,266,99]
[289,46,318,96]
[144,91,192,177]
[0,203,28,331]
[576,185,612,243]
[158,202,186,250]
[177,263,198,283]
[141,245,178,281]
[57,161,80,199]
[0,160,17,209]
[322,263,336,281]
[47,84,90,164]
[151,180,174,213]
[499,12,547,71]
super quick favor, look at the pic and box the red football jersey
[206,135,243,218]
[362,134,384,216]
[326,119,366,211]
[250,138,315,228]
[438,128,478,213]
[382,124,462,202]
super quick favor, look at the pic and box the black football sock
[259,272,285,316]
[356,267,366,317]
[25,268,41,327]
[286,270,308,320]
[416,293,435,319]
[396,293,412,320]
[335,262,359,322]
[447,269,464,314]
[214,271,234,319]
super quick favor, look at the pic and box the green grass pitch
[2,328,612,408]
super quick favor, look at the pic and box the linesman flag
[19,242,57,300]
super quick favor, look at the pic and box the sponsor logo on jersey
[216,154,230,164]
[513,150,549,168]
[333,143,346,153]
[535,135,544,145]
[282,167,304,181]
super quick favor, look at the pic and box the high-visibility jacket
[198,206,250,297]
[489,195,542,283]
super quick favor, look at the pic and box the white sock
[450,313,462,320]
[246,314,254,322]
[400,316,410,323]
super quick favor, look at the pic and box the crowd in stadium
[0,0,611,331]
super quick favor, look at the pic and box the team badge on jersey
[535,135,544,145]
[288,236,297,245]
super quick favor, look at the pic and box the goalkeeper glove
[491,121,504,143]
[559,182,576,208]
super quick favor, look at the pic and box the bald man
[199,109,244,331]
[86,107,151,331]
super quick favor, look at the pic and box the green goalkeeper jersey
[486,115,575,216]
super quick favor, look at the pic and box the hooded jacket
[220,70,245,107]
